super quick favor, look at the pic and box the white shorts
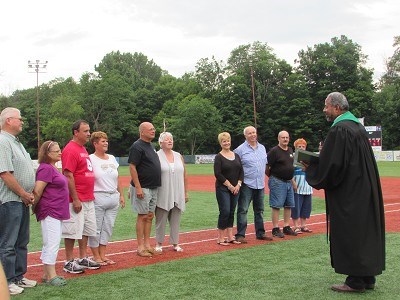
[61,201,97,239]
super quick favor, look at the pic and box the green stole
[332,111,360,127]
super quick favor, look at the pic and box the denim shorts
[268,176,295,208]
[130,186,157,214]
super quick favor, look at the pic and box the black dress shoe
[331,284,365,293]
[365,283,375,290]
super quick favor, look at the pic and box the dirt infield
[25,176,399,282]
[119,175,400,203]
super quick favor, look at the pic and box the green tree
[216,41,293,148]
[169,96,222,155]
[371,36,400,150]
[95,51,163,90]
[296,35,375,144]
[194,56,225,96]
[41,95,84,147]
[79,72,137,156]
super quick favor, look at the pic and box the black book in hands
[293,149,319,167]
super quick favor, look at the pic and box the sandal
[227,239,241,244]
[104,259,116,265]
[217,241,230,246]
[47,276,67,286]
[137,249,152,257]
[301,227,313,233]
[294,227,303,234]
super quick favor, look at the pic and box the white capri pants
[155,206,182,245]
[40,216,62,265]
[88,191,120,248]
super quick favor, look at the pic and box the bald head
[139,122,156,142]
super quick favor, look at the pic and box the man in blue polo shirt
[234,126,272,243]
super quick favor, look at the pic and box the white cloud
[0,0,398,95]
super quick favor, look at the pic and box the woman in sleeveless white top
[155,132,188,253]
[87,131,125,265]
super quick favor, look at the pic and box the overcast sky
[0,0,398,95]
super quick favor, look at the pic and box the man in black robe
[305,92,385,293]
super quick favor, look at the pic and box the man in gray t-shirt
[0,107,36,295]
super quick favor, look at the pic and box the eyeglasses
[8,117,23,121]
[49,150,61,153]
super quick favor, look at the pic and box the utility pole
[28,59,48,152]
[249,62,257,128]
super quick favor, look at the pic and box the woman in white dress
[155,132,188,253]
[88,131,125,265]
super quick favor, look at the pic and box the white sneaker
[15,277,37,288]
[173,245,183,252]
[8,283,24,295]
[155,245,163,253]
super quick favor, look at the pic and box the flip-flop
[104,259,116,265]
[96,260,108,266]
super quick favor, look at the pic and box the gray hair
[0,107,20,127]
[158,131,173,144]
[243,126,256,136]
[327,92,349,111]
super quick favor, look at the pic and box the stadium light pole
[249,62,257,128]
[28,59,48,152]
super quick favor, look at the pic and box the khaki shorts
[130,186,157,214]
[61,201,97,239]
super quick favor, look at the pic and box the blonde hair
[218,132,231,144]
[90,131,108,145]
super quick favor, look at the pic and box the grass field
[118,161,400,177]
[21,234,400,299]
[22,163,399,299]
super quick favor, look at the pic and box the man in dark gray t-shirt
[128,122,161,257]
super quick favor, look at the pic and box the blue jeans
[0,201,30,283]
[235,184,265,239]
[216,186,239,229]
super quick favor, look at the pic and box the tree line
[1,35,399,158]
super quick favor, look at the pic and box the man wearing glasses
[0,107,36,295]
